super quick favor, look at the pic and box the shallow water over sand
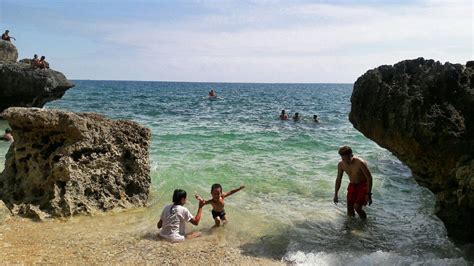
[0,81,470,264]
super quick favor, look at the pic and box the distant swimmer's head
[40,56,45,60]
[211,183,222,199]
[338,146,353,162]
[5,30,9,34]
[172,189,187,206]
[33,54,38,58]
[281,110,286,115]
[293,112,300,121]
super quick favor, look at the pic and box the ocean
[0,80,469,265]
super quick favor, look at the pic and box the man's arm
[334,163,343,203]
[360,161,373,205]
[223,185,245,198]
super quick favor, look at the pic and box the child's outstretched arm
[223,185,245,198]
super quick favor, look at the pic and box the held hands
[195,193,206,208]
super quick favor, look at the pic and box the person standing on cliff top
[1,30,16,42]
[333,146,373,219]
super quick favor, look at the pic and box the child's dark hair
[211,183,222,192]
[172,189,187,205]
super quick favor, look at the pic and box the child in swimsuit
[195,183,245,227]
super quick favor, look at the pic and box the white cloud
[54,0,472,82]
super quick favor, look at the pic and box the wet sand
[0,209,282,265]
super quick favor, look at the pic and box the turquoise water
[1,81,469,264]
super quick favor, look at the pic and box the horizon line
[70,79,354,85]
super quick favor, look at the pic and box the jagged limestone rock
[0,62,74,112]
[0,40,74,112]
[350,58,474,241]
[0,107,151,219]
[0,40,18,62]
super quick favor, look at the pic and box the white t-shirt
[159,204,193,242]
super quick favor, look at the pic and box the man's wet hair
[211,183,222,192]
[338,146,353,156]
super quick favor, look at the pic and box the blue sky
[1,0,472,83]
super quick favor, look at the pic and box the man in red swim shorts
[333,146,373,219]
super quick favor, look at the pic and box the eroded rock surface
[0,40,18,62]
[350,58,473,241]
[0,107,151,219]
[0,41,74,113]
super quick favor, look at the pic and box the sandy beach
[0,210,282,265]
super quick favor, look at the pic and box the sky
[0,0,472,83]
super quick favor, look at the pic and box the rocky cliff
[0,108,151,219]
[0,40,18,62]
[0,40,74,113]
[349,58,473,242]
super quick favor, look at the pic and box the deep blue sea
[0,80,468,264]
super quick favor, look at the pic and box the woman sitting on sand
[157,189,205,242]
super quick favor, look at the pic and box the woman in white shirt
[157,189,205,242]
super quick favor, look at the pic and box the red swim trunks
[347,182,368,206]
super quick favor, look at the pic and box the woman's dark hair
[172,189,187,205]
[171,189,187,214]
